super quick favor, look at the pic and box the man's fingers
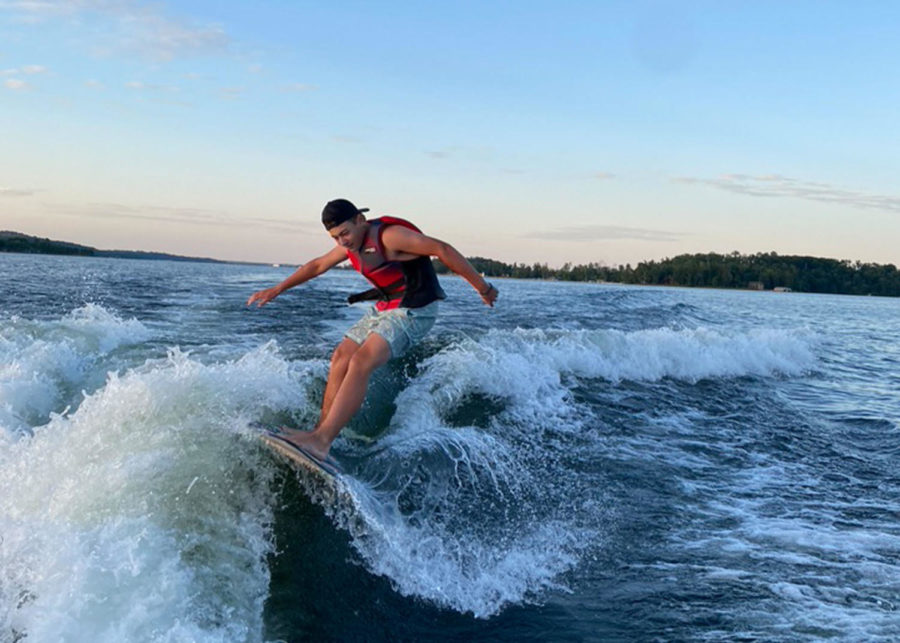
[247,290,268,307]
[481,286,498,307]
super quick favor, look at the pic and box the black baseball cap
[321,199,369,229]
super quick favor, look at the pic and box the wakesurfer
[246,199,498,465]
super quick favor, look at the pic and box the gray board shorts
[344,301,439,358]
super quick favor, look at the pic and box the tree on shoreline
[435,252,900,297]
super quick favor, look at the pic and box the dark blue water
[1,253,898,641]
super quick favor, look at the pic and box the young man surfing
[246,198,498,466]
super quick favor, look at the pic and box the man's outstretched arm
[246,245,347,307]
[382,225,498,307]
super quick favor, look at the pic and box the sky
[2,0,900,267]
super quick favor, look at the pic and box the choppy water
[1,252,898,642]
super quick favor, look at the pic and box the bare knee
[347,352,377,377]
[331,340,358,369]
[347,343,389,376]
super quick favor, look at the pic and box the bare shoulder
[380,223,423,243]
[381,224,444,258]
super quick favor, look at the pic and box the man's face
[328,216,366,249]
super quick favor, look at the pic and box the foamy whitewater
[2,254,898,641]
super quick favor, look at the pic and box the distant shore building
[748,281,764,290]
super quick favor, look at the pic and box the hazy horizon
[7,227,899,274]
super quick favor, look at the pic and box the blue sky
[2,1,899,267]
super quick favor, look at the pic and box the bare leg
[284,333,391,460]
[317,338,360,427]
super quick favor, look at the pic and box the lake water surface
[1,253,898,641]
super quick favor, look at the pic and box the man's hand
[246,287,281,308]
[479,283,498,307]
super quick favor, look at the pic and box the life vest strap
[347,277,405,304]
[347,288,381,304]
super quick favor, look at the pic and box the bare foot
[279,427,332,461]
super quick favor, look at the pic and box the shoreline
[3,230,897,298]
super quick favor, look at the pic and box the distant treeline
[435,252,900,297]
[0,231,94,256]
[0,231,221,263]
[6,230,898,297]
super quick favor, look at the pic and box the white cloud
[0,1,78,18]
[425,144,494,162]
[0,186,35,196]
[675,174,900,214]
[47,201,318,234]
[120,13,228,61]
[1,0,230,61]
[523,224,682,242]
[0,65,47,83]
[219,86,244,100]
[124,80,178,92]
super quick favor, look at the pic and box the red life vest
[346,216,446,311]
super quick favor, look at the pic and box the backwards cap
[321,199,369,229]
